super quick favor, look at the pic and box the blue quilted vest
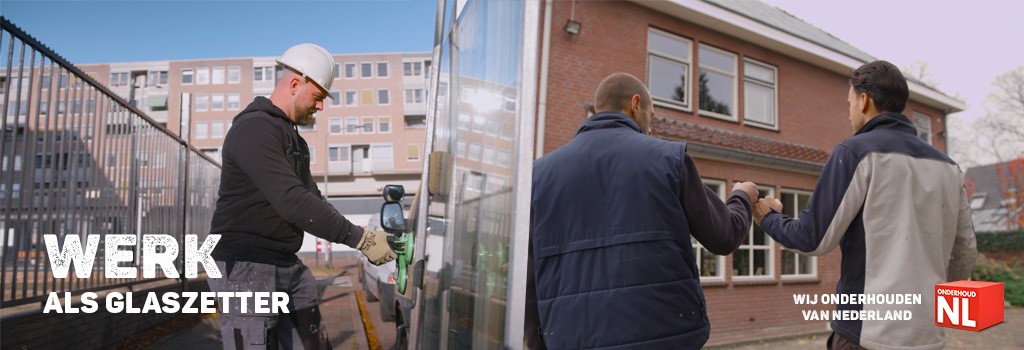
[531,112,708,349]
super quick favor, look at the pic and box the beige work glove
[357,230,398,265]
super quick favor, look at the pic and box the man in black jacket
[527,73,757,349]
[207,43,398,350]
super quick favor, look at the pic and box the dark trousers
[827,332,868,350]
[208,259,331,350]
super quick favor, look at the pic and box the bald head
[594,72,654,133]
[594,73,652,113]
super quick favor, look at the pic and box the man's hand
[753,195,783,227]
[357,230,398,265]
[732,181,758,201]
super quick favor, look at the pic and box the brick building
[533,0,965,344]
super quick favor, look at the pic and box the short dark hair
[849,60,909,113]
[594,72,651,113]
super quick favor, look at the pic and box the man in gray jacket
[753,60,977,350]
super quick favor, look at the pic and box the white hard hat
[276,43,336,97]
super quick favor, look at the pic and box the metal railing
[0,17,220,308]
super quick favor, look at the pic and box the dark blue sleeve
[761,145,864,254]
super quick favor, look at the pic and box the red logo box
[934,281,1004,331]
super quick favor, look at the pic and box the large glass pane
[649,56,688,107]
[744,81,774,126]
[698,69,734,116]
[699,45,734,72]
[648,30,689,59]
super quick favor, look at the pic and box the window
[970,193,986,210]
[647,28,692,110]
[404,115,426,129]
[345,117,359,134]
[407,144,420,161]
[698,44,737,120]
[344,63,356,79]
[733,186,774,280]
[329,145,350,162]
[362,117,375,133]
[361,63,373,78]
[308,146,316,163]
[147,71,168,86]
[497,151,510,167]
[254,66,274,82]
[472,115,486,133]
[110,72,129,86]
[212,67,225,84]
[468,143,482,161]
[692,179,727,281]
[456,141,468,157]
[195,94,208,111]
[405,88,424,104]
[482,147,496,165]
[743,59,777,128]
[913,112,932,145]
[211,121,225,139]
[379,117,391,133]
[196,67,209,84]
[180,69,193,84]
[334,64,340,79]
[361,90,375,105]
[377,62,389,77]
[227,66,240,84]
[330,118,343,134]
[378,89,390,105]
[227,93,240,110]
[345,90,357,106]
[372,144,393,161]
[298,117,317,132]
[329,91,340,106]
[403,62,422,76]
[458,113,471,130]
[780,190,816,278]
[211,94,224,110]
[194,122,208,139]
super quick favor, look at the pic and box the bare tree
[902,60,941,89]
[971,66,1024,164]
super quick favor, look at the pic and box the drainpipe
[534,0,553,159]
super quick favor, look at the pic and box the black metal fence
[0,17,220,308]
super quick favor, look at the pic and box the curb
[356,290,383,350]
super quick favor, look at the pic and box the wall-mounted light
[564,0,580,35]
[564,20,581,35]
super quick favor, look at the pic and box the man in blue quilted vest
[527,72,757,349]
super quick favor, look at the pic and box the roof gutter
[685,142,824,175]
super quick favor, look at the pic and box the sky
[1,0,437,63]
[761,0,1024,165]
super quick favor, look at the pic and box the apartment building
[75,52,431,206]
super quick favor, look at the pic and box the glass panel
[744,81,774,126]
[699,45,734,72]
[733,251,750,276]
[782,250,796,275]
[753,249,767,275]
[649,56,688,107]
[799,253,814,274]
[700,248,718,277]
[648,30,689,60]
[698,69,733,116]
[744,61,774,83]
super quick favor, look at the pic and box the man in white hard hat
[207,43,400,349]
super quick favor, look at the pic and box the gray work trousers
[207,259,331,350]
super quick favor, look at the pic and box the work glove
[357,230,399,265]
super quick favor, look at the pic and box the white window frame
[328,144,351,163]
[732,185,775,282]
[308,146,316,164]
[913,112,933,145]
[742,58,779,130]
[329,117,343,135]
[345,117,360,134]
[371,143,393,161]
[227,66,240,84]
[345,90,357,107]
[698,44,738,122]
[181,69,194,85]
[779,189,817,281]
[407,143,420,162]
[378,116,391,134]
[254,66,274,82]
[647,28,693,112]
[211,66,225,85]
[227,93,240,110]
[361,116,375,134]
[360,62,373,79]
[194,121,208,139]
[329,91,341,106]
[378,89,390,106]
[360,89,375,106]
[376,61,389,78]
[344,63,357,79]
[211,121,225,139]
[196,67,210,85]
[211,94,225,111]
[693,179,727,283]
[195,94,209,111]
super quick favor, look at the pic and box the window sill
[699,278,728,287]
[781,276,819,284]
[743,120,779,132]
[730,276,777,286]
[653,99,691,113]
[699,110,738,123]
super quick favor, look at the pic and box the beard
[294,106,316,126]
